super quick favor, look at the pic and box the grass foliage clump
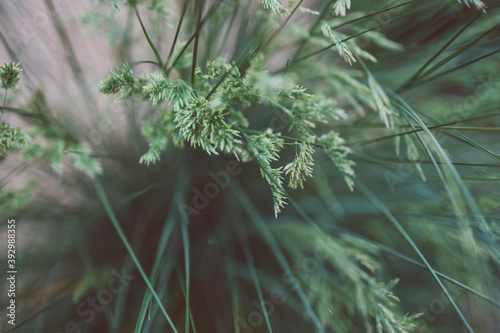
[0,0,499,332]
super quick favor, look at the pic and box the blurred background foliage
[0,0,499,332]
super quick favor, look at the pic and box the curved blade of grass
[319,222,500,308]
[253,155,497,327]
[352,152,500,168]
[350,112,500,146]
[317,152,500,308]
[446,130,500,163]
[406,105,500,163]
[399,105,496,245]
[93,178,179,333]
[390,93,500,261]
[311,170,500,307]
[354,180,475,333]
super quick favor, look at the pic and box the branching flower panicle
[143,73,170,105]
[333,0,351,16]
[0,62,29,158]
[0,122,29,158]
[173,97,241,155]
[98,63,147,100]
[284,135,315,189]
[0,62,22,89]
[67,144,103,178]
[458,0,487,12]
[245,131,287,216]
[319,131,355,191]
[96,55,357,216]
[321,23,356,65]
[368,74,395,129]
[259,0,288,16]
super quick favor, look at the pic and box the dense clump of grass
[0,0,499,332]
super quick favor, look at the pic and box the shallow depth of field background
[0,0,499,332]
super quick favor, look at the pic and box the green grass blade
[350,112,500,146]
[181,214,191,333]
[93,178,179,333]
[133,175,188,333]
[390,92,500,261]
[319,223,500,308]
[354,180,475,333]
[226,254,241,333]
